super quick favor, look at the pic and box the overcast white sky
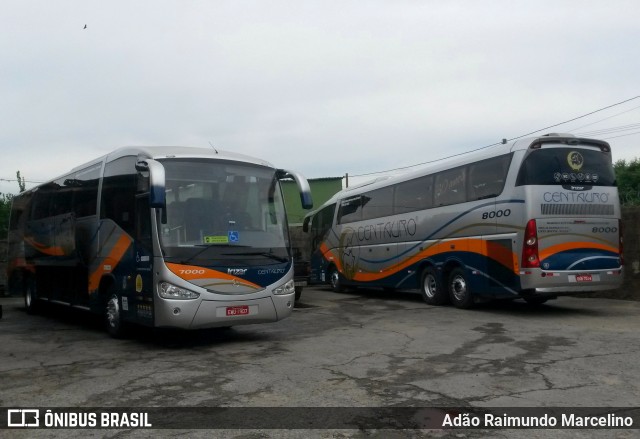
[1,0,639,194]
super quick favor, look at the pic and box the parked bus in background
[7,147,312,336]
[303,134,623,308]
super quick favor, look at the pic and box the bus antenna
[209,141,218,154]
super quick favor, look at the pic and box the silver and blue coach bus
[7,147,312,336]
[303,134,623,307]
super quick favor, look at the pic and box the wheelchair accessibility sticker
[228,231,239,243]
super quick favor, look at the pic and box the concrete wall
[589,206,640,300]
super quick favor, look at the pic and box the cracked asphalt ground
[1,287,639,438]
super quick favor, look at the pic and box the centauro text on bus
[303,134,623,307]
[6,147,313,336]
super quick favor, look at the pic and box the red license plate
[226,305,249,316]
[576,274,593,282]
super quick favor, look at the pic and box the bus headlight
[272,279,295,295]
[159,282,200,300]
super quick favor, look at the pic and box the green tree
[1,171,24,239]
[0,192,12,239]
[16,170,26,193]
[614,158,640,205]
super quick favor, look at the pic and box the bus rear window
[515,147,615,186]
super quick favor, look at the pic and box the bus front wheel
[328,267,344,293]
[448,267,475,309]
[420,267,447,305]
[105,294,128,338]
[24,278,39,314]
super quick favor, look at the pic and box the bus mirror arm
[302,215,311,233]
[277,169,314,210]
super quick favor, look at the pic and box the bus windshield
[516,147,615,186]
[158,159,290,264]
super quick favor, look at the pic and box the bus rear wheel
[420,267,447,305]
[524,296,549,306]
[448,267,475,309]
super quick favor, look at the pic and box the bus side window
[435,167,466,206]
[337,196,363,224]
[9,192,31,231]
[51,179,73,216]
[72,164,100,217]
[394,175,433,214]
[31,185,55,220]
[311,203,336,246]
[101,157,137,237]
[361,187,393,220]
[468,154,512,201]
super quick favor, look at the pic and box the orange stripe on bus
[88,234,133,291]
[166,263,262,290]
[24,237,65,256]
[326,237,520,283]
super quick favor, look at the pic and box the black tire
[105,293,128,338]
[524,296,549,306]
[24,278,39,314]
[295,286,303,301]
[328,266,345,293]
[420,267,447,305]
[447,267,475,309]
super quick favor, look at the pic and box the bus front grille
[541,204,614,216]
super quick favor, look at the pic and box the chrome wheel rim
[423,274,437,299]
[25,286,33,308]
[107,297,120,329]
[330,270,339,289]
[451,275,467,302]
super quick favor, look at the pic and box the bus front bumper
[154,293,295,329]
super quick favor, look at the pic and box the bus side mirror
[277,169,313,210]
[136,159,166,208]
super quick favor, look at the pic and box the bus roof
[13,146,277,196]
[305,133,611,217]
[67,146,274,173]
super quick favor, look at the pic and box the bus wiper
[180,244,216,265]
[223,251,288,263]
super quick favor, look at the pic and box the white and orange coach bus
[303,134,623,308]
[6,146,312,336]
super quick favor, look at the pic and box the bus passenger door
[133,194,154,326]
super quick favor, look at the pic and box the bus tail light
[522,219,540,269]
[619,219,624,266]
